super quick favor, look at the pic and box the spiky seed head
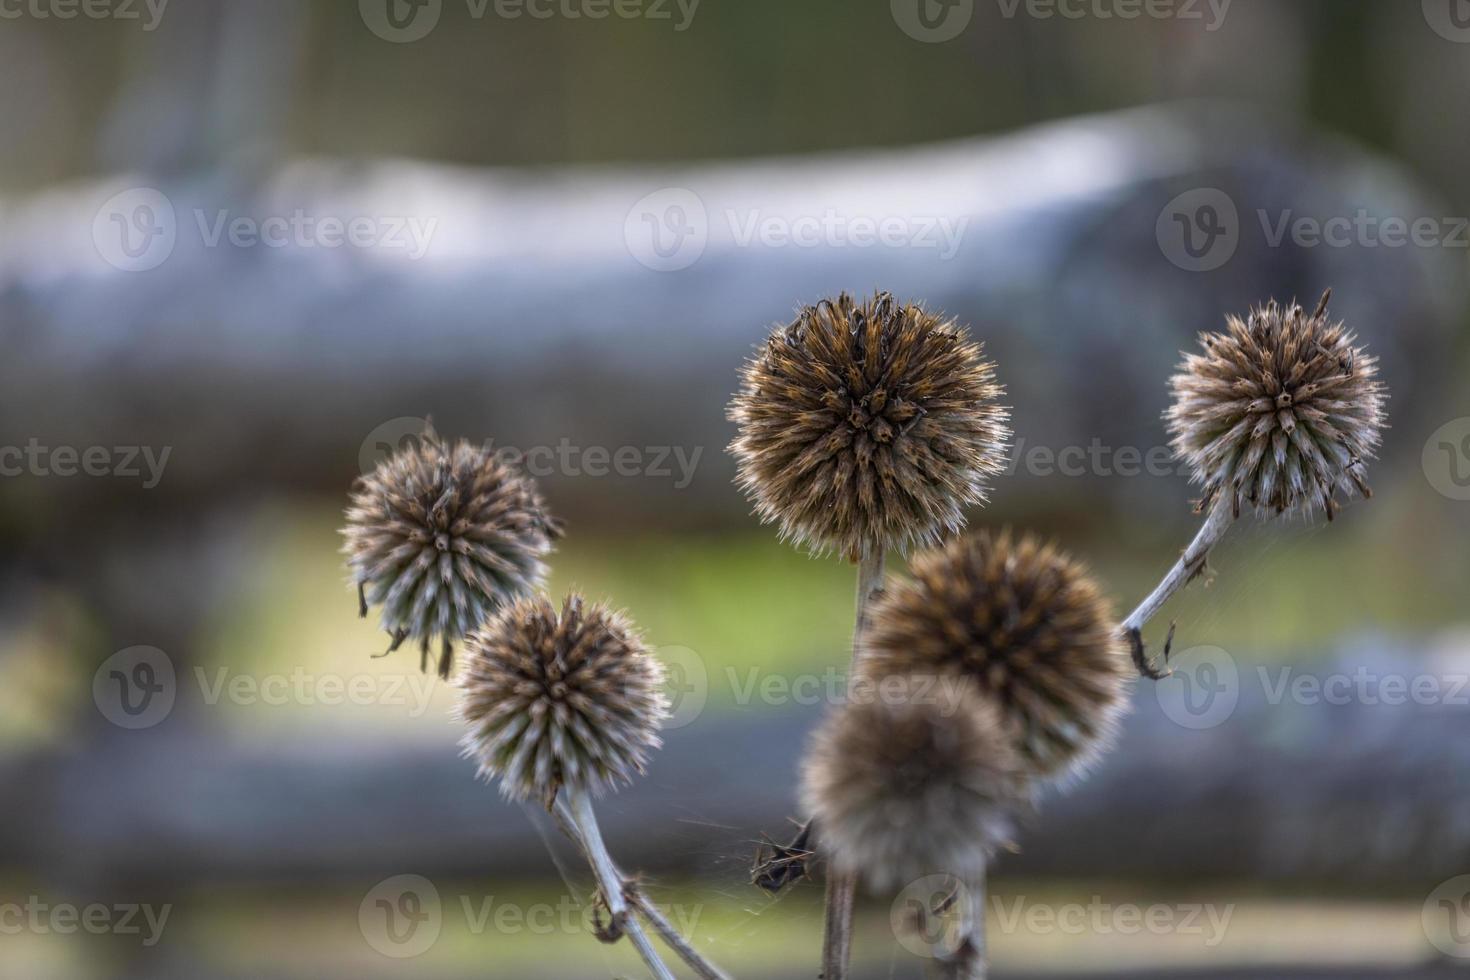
[1167,291,1386,520]
[342,422,562,678]
[861,530,1128,781]
[728,292,1010,561]
[801,680,1028,890]
[456,593,668,804]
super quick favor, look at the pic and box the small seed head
[729,292,1009,561]
[1167,291,1386,519]
[862,530,1128,781]
[342,423,562,676]
[801,680,1028,890]
[457,593,668,804]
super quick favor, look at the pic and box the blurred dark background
[2,0,1469,977]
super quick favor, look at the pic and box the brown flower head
[457,593,668,804]
[800,680,1028,890]
[728,292,1009,561]
[1167,291,1386,519]
[342,422,562,677]
[861,530,1128,781]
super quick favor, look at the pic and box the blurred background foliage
[2,1,1469,978]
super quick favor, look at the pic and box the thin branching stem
[553,789,679,980]
[1120,496,1235,678]
[935,870,988,980]
[820,547,887,980]
[629,887,733,980]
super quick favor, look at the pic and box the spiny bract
[801,680,1028,890]
[342,423,562,678]
[457,593,669,804]
[728,292,1009,561]
[861,530,1128,781]
[1167,291,1386,519]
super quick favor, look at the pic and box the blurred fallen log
[0,102,1461,532]
[10,645,1469,894]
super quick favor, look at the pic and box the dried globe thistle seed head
[800,680,1029,891]
[862,530,1128,781]
[456,593,669,804]
[342,422,563,678]
[1167,291,1386,520]
[728,292,1010,561]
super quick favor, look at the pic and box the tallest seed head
[728,292,1009,560]
[1167,292,1386,519]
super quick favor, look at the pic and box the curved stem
[630,888,733,980]
[553,789,678,980]
[1119,496,1235,678]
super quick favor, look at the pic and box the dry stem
[819,547,887,980]
[1120,496,1234,678]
